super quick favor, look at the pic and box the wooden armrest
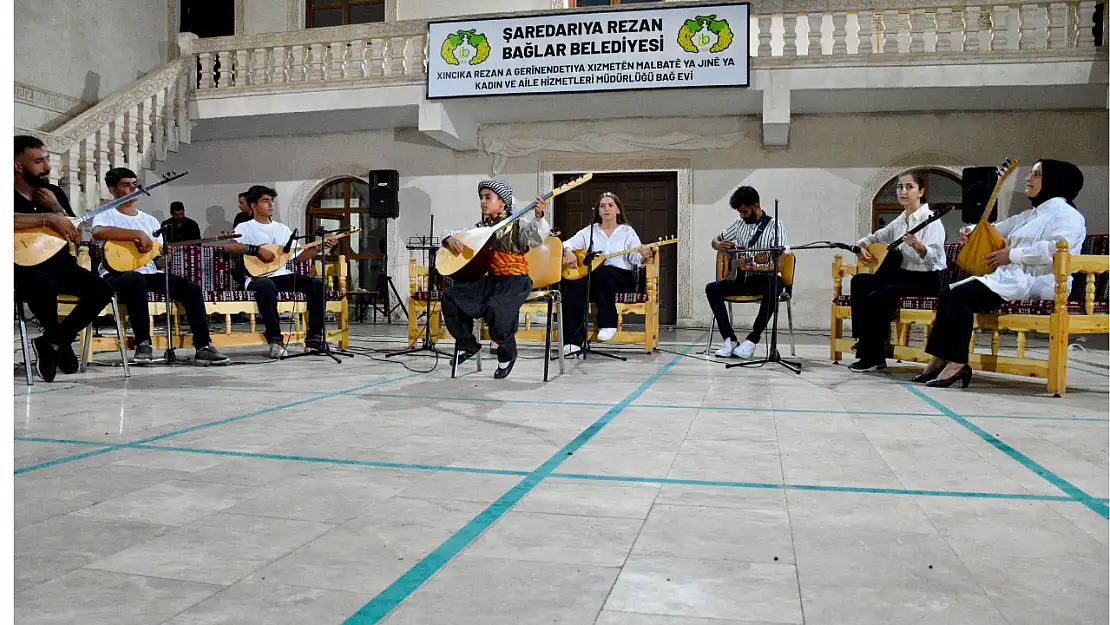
[1070,254,1110,275]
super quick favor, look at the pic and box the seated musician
[225,186,333,359]
[14,135,114,382]
[706,185,788,359]
[92,168,229,366]
[442,180,549,379]
[918,160,1086,388]
[848,171,946,372]
[560,191,654,356]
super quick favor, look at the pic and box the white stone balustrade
[181,22,429,92]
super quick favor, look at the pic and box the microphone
[283,229,297,254]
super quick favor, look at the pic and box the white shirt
[955,196,1087,301]
[92,208,163,276]
[562,223,644,271]
[234,219,295,286]
[856,203,947,272]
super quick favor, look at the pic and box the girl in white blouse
[920,159,1087,388]
[560,192,654,355]
[849,171,947,372]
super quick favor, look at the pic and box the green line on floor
[904,384,1109,519]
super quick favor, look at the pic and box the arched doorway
[305,177,389,293]
[871,168,965,243]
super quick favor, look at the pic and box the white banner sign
[426,2,750,99]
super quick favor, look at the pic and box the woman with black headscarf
[915,159,1087,388]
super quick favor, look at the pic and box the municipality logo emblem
[440,29,491,66]
[677,15,734,53]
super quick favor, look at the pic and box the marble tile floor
[12,326,1109,624]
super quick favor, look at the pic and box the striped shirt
[719,215,789,260]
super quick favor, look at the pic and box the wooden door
[553,172,678,324]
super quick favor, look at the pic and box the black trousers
[925,280,1005,365]
[107,271,212,348]
[443,274,532,362]
[850,268,942,361]
[705,273,782,344]
[249,274,326,343]
[14,252,114,346]
[561,265,638,347]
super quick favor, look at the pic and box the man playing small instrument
[92,167,230,365]
[225,186,333,358]
[442,180,549,379]
[13,135,114,382]
[706,185,789,359]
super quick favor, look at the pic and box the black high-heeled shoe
[926,365,973,388]
[910,368,943,384]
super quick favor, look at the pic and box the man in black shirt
[13,135,114,382]
[232,191,253,227]
[160,201,202,242]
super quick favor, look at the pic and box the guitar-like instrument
[562,236,678,281]
[716,248,775,282]
[436,173,594,283]
[102,233,241,273]
[13,171,188,267]
[243,229,359,277]
[956,158,1020,276]
[860,204,953,278]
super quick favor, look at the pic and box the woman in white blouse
[560,192,654,355]
[919,159,1087,388]
[849,171,947,372]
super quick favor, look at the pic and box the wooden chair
[466,236,566,381]
[706,252,797,356]
[407,257,448,346]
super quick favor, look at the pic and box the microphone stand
[280,226,354,364]
[385,214,453,359]
[577,221,625,362]
[726,200,800,374]
[159,221,179,364]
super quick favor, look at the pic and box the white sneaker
[714,338,738,358]
[562,344,582,357]
[734,340,757,359]
[597,327,617,341]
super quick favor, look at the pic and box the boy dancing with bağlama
[442,180,549,379]
[225,185,335,358]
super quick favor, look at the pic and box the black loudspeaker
[961,166,999,224]
[367,169,399,218]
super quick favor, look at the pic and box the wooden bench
[76,244,349,358]
[831,235,1110,395]
[503,248,661,353]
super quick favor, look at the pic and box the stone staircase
[15,48,195,214]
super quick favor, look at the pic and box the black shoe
[926,365,973,389]
[494,358,516,379]
[57,341,80,375]
[134,341,154,364]
[305,338,328,353]
[910,368,943,384]
[195,345,231,366]
[454,348,478,367]
[32,337,58,383]
[848,359,886,373]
